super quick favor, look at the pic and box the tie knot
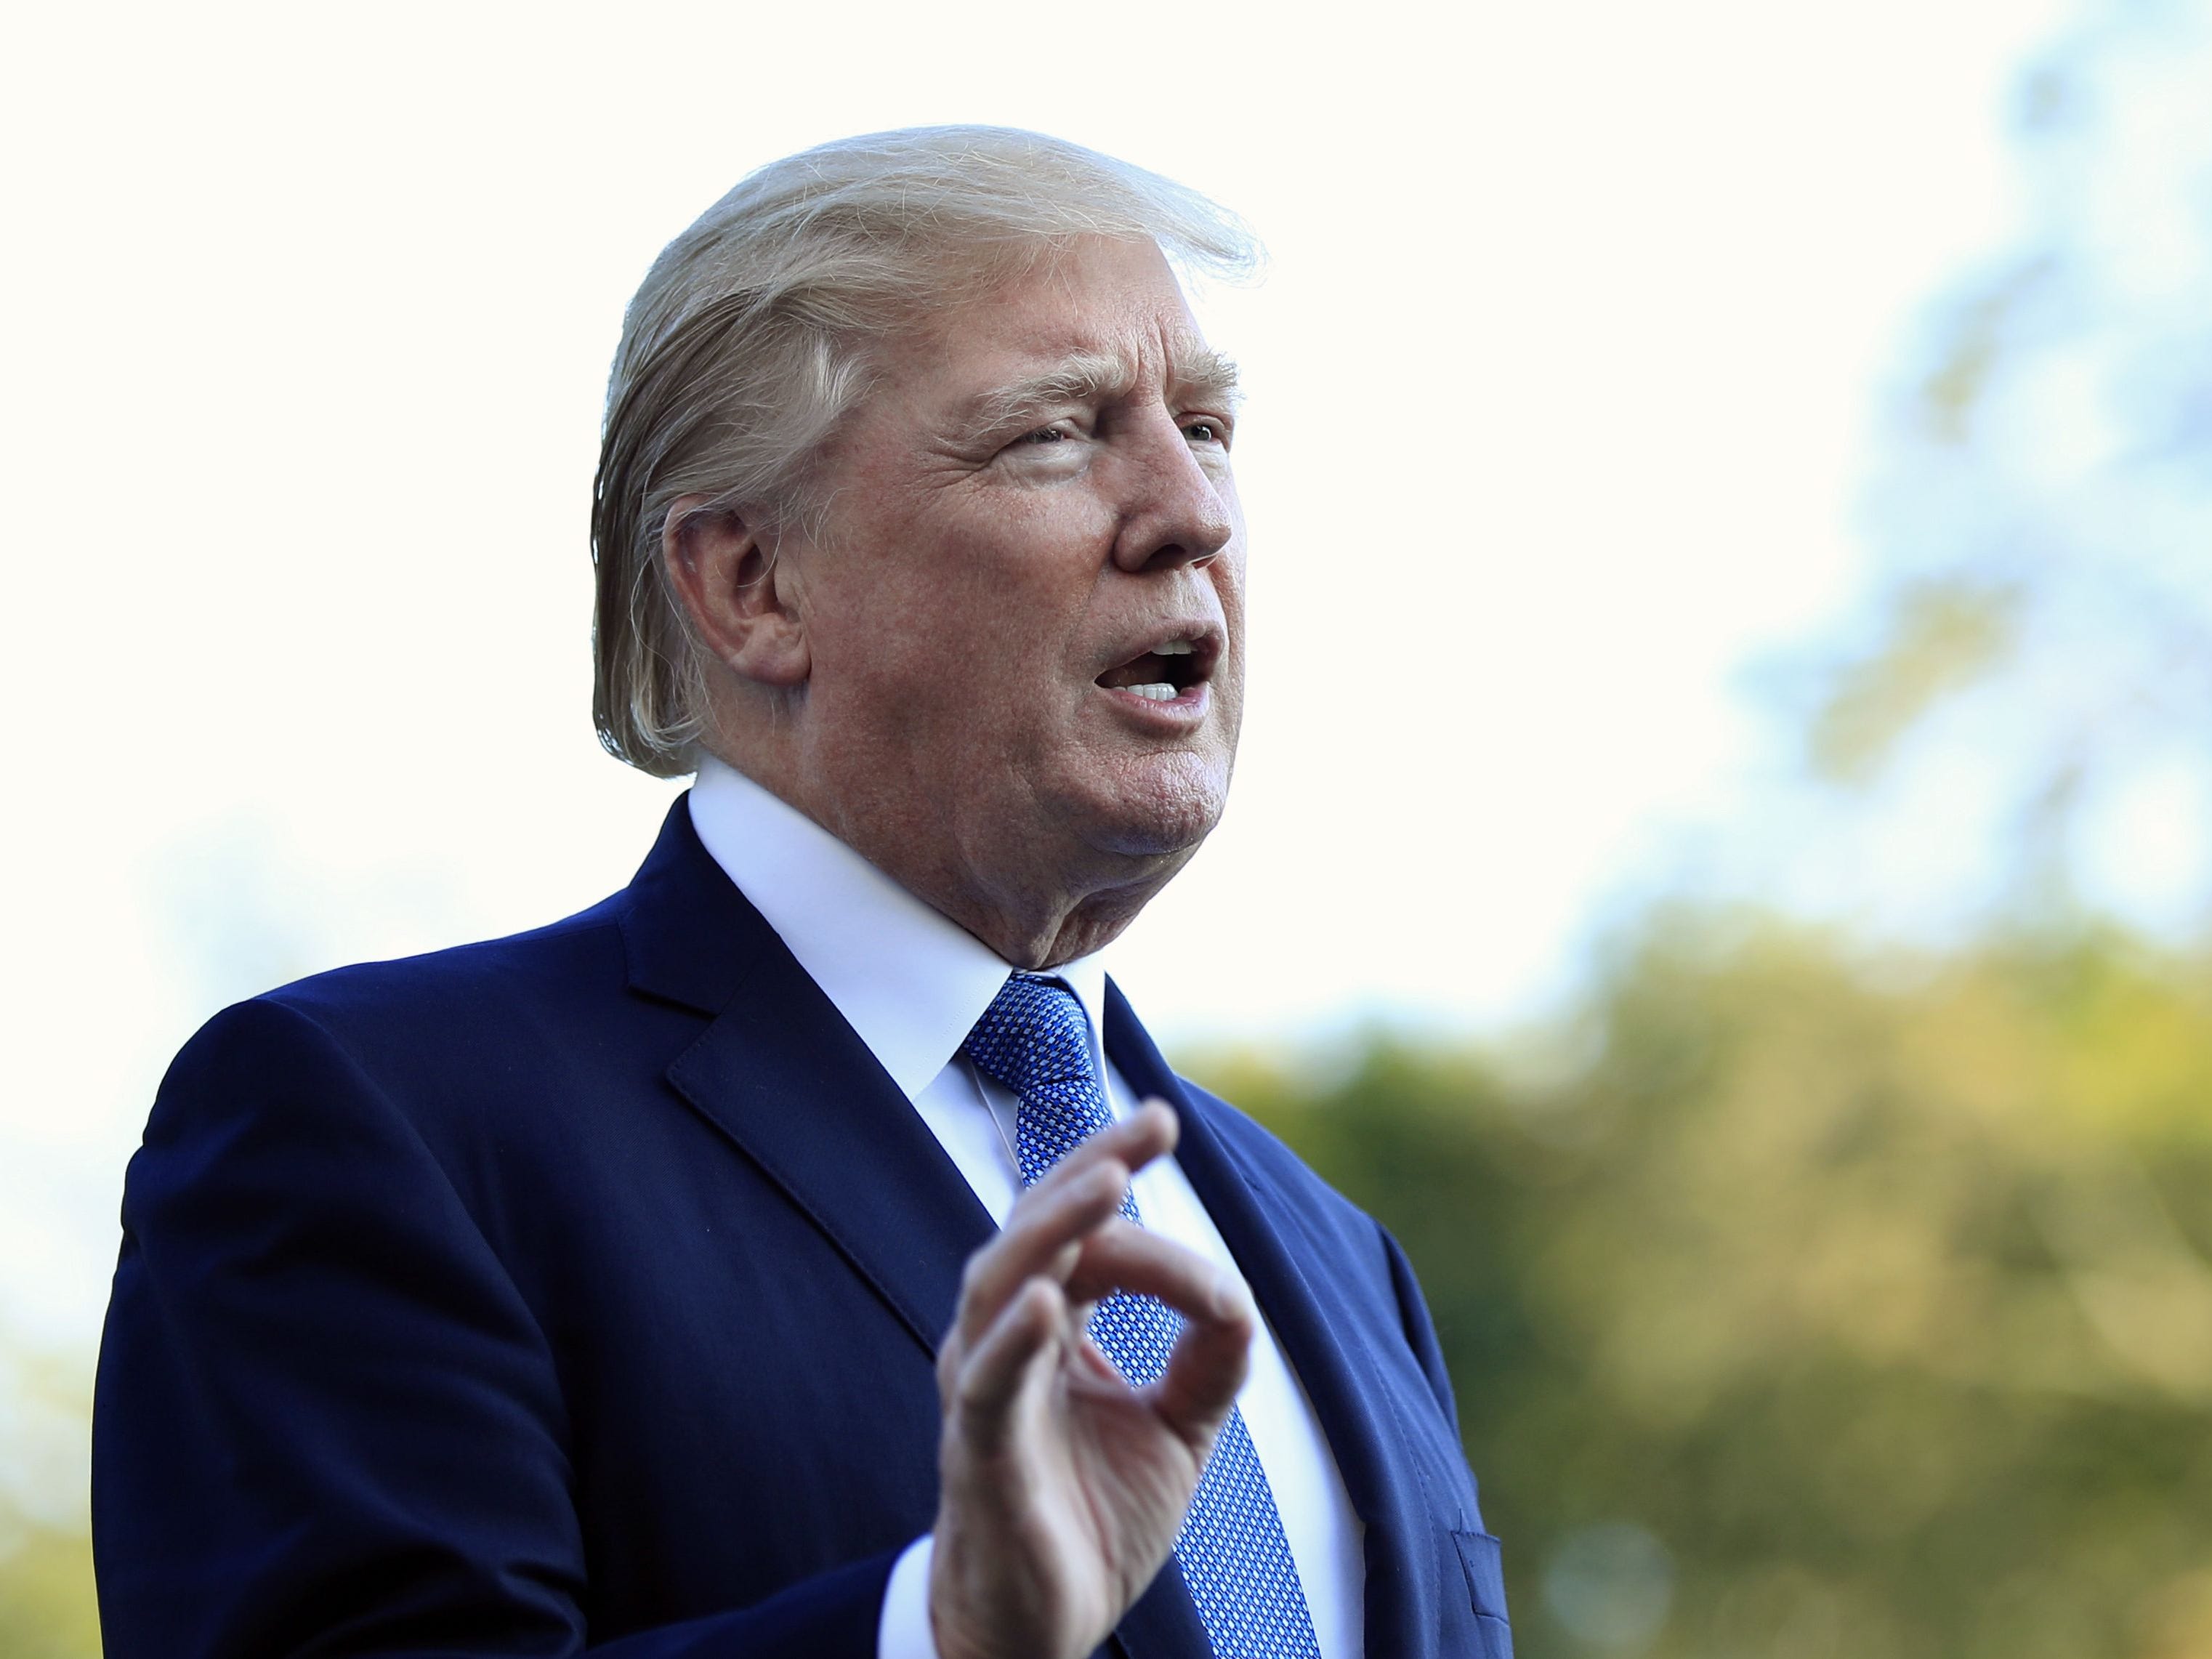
[964,972,1095,1096]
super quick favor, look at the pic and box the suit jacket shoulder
[100,809,918,1659]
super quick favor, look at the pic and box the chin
[1073,753,1230,859]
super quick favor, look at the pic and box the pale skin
[663,235,1259,1658]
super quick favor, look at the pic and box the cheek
[904,545,1101,692]
[819,581,1080,749]
[807,490,1115,740]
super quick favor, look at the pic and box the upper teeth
[1129,682,1178,701]
[1155,638,1196,655]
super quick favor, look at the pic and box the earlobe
[662,496,810,690]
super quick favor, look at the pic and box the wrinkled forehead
[884,237,1241,422]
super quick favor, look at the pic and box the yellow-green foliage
[1198,914,2212,1659]
[0,1342,96,1659]
[0,1522,98,1659]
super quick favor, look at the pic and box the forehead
[887,236,1223,403]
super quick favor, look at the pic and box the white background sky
[2,0,2084,1354]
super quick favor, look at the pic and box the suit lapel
[622,798,994,1360]
[666,966,996,1361]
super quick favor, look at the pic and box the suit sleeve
[93,996,891,1659]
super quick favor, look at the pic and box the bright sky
[1,0,2080,1353]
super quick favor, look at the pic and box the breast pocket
[1451,1529,1514,1657]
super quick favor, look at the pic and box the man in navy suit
[93,128,1512,1658]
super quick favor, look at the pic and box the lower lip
[1098,682,1211,722]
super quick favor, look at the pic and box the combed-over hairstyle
[591,125,1261,777]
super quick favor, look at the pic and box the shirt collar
[686,756,1113,1103]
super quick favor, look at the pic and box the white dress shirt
[685,758,1364,1659]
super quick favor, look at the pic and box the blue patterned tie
[964,972,1325,1659]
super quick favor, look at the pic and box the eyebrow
[954,338,1243,443]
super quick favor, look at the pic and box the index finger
[950,1102,1179,1353]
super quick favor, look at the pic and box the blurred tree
[0,1524,100,1659]
[1773,0,2212,931]
[0,1340,97,1658]
[1197,914,2212,1659]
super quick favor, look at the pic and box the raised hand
[927,1101,1254,1659]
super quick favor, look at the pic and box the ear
[661,496,810,689]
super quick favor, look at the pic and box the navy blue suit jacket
[94,799,1511,1658]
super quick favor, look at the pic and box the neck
[817,796,1189,970]
[942,868,1178,969]
[700,724,1191,972]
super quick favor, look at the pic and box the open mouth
[1095,633,1218,703]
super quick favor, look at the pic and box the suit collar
[618,795,996,1358]
[615,795,767,1016]
[682,762,1120,1102]
[685,760,1010,1100]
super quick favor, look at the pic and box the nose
[1108,411,1237,576]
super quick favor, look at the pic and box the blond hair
[591,125,1260,776]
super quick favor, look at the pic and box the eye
[1183,417,1230,447]
[1001,421,1088,458]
